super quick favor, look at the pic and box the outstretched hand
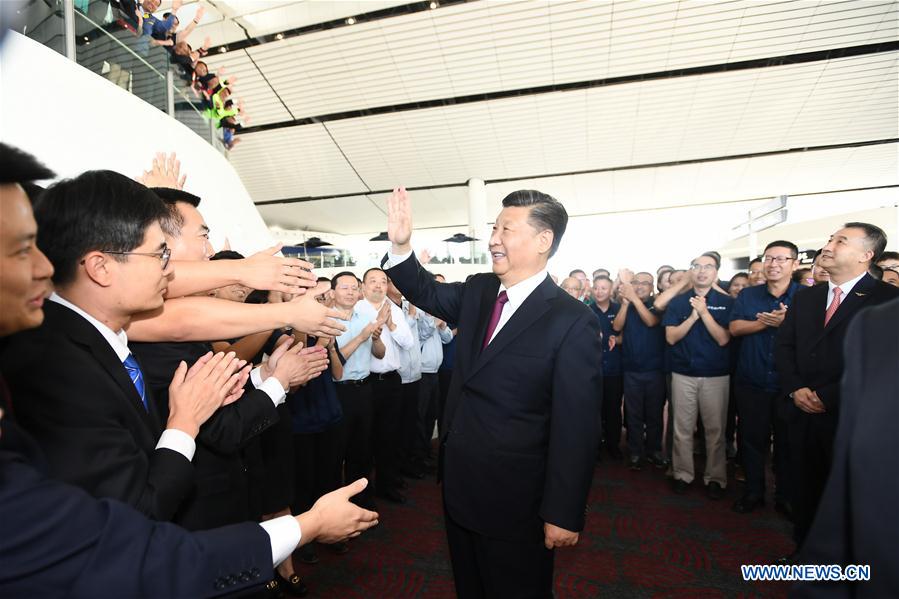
[387,187,412,255]
[137,152,186,189]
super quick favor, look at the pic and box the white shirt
[49,293,196,461]
[384,250,547,346]
[357,298,414,373]
[827,271,867,310]
[49,293,301,567]
[397,301,422,384]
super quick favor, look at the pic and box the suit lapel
[465,276,555,383]
[814,274,877,344]
[48,303,156,428]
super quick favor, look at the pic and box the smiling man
[383,187,602,598]
[775,222,898,559]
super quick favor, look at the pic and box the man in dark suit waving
[776,222,898,556]
[384,187,602,598]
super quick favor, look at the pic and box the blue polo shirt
[621,300,666,373]
[732,281,800,392]
[662,289,734,377]
[590,302,621,376]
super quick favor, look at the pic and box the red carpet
[291,457,793,598]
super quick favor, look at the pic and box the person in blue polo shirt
[729,241,800,515]
[590,275,623,460]
[663,253,733,499]
[613,271,667,471]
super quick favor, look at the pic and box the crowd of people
[117,0,246,149]
[1,138,897,597]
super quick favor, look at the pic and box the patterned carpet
[291,456,794,598]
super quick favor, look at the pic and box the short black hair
[363,267,386,283]
[210,250,244,261]
[728,272,749,285]
[593,275,613,285]
[501,190,568,258]
[764,240,799,259]
[331,271,357,289]
[0,142,55,184]
[35,170,168,285]
[317,276,330,283]
[569,269,586,277]
[869,264,884,280]
[656,264,674,274]
[793,268,812,282]
[150,187,202,238]
[245,289,269,304]
[878,251,899,263]
[844,222,887,263]
[749,257,763,267]
[699,251,720,269]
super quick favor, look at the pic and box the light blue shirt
[398,301,422,384]
[419,311,453,373]
[334,309,374,382]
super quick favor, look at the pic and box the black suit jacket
[792,297,899,598]
[0,301,193,520]
[0,413,271,598]
[386,255,602,541]
[131,341,279,530]
[776,274,899,416]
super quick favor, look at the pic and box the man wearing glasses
[663,252,734,499]
[728,241,799,515]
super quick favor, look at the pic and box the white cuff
[259,376,287,406]
[384,249,414,270]
[250,366,264,388]
[259,515,302,567]
[156,428,196,461]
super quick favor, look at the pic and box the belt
[369,371,399,381]
[335,378,369,386]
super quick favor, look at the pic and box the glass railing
[16,0,220,149]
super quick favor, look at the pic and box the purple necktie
[482,291,509,349]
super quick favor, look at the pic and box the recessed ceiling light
[219,46,228,53]
[83,36,89,41]
[275,33,284,40]
[345,17,356,25]
[429,1,438,8]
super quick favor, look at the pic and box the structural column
[467,178,488,264]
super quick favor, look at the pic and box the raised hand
[297,478,379,545]
[387,187,412,254]
[137,151,186,189]
[418,248,432,265]
[617,268,634,285]
[287,281,349,338]
[241,244,316,295]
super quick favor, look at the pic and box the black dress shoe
[296,545,318,565]
[646,453,668,469]
[377,488,407,504]
[775,551,799,565]
[265,578,285,598]
[732,494,764,513]
[276,572,309,598]
[329,541,350,555]
[672,479,689,494]
[706,481,724,500]
[628,456,642,471]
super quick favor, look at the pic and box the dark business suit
[131,341,279,530]
[792,297,899,598]
[775,274,899,546]
[0,301,193,520]
[386,255,602,598]
[0,407,272,598]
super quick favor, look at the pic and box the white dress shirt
[356,298,414,373]
[49,293,302,567]
[384,250,548,346]
[827,270,867,310]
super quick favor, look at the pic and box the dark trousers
[416,372,440,463]
[399,379,422,468]
[291,422,343,513]
[371,371,403,493]
[623,371,666,458]
[735,386,789,501]
[437,369,453,438]
[789,411,836,547]
[601,375,623,449]
[444,507,553,599]
[334,382,374,503]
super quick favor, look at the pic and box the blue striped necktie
[123,354,148,412]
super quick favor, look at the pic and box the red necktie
[482,291,509,349]
[824,287,842,326]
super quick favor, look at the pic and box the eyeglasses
[762,255,794,264]
[690,263,717,272]
[102,247,171,269]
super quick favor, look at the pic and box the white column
[468,178,487,264]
